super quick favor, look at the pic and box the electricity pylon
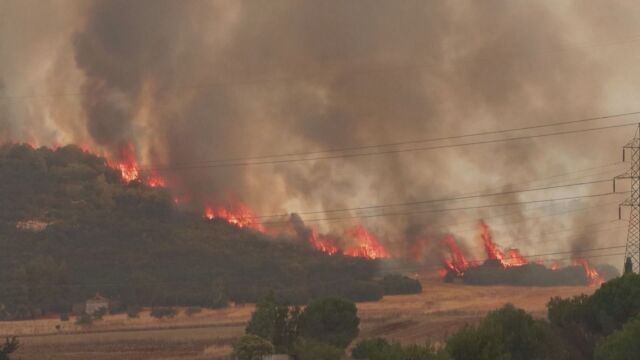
[615,124,640,273]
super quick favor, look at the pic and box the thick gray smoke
[1,0,635,263]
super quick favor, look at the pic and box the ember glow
[145,171,167,188]
[203,202,265,232]
[343,225,390,260]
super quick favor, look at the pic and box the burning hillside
[6,141,614,279]
[1,0,629,292]
[441,221,604,286]
[78,142,392,260]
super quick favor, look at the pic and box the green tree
[589,273,640,332]
[547,294,599,331]
[231,335,275,360]
[299,297,359,349]
[446,304,564,360]
[246,292,300,353]
[595,315,640,360]
[0,337,18,360]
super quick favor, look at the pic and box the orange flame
[144,171,166,188]
[308,228,339,255]
[442,235,470,276]
[343,225,390,260]
[203,202,264,232]
[480,221,527,268]
[573,258,604,286]
[106,144,167,187]
[114,144,140,183]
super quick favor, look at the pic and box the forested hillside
[0,144,384,319]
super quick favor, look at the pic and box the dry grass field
[2,275,596,359]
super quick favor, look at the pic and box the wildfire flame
[442,235,471,276]
[145,171,166,188]
[343,225,390,260]
[308,228,339,255]
[107,144,167,188]
[440,221,604,287]
[573,258,604,286]
[113,144,140,183]
[480,221,527,268]
[203,203,265,232]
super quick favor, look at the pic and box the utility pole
[615,124,640,273]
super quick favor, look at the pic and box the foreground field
[2,276,595,359]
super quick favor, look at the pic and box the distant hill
[0,144,383,319]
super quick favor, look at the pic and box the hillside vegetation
[0,144,386,319]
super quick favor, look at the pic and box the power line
[262,192,625,225]
[141,111,640,167]
[254,178,614,220]
[146,121,639,170]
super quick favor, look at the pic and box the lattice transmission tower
[615,124,640,273]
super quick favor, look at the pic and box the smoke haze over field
[1,0,639,263]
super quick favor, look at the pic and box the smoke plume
[2,0,635,264]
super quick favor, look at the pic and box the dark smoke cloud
[1,0,631,266]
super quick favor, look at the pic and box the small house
[16,220,49,232]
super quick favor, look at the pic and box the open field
[2,276,596,359]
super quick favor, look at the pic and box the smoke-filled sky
[2,0,640,264]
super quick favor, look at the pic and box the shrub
[186,306,202,316]
[379,274,422,295]
[352,338,391,359]
[75,313,93,326]
[231,335,274,360]
[299,297,359,349]
[0,337,19,360]
[292,338,344,360]
[59,312,69,322]
[126,305,141,318]
[352,338,446,360]
[150,307,177,319]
